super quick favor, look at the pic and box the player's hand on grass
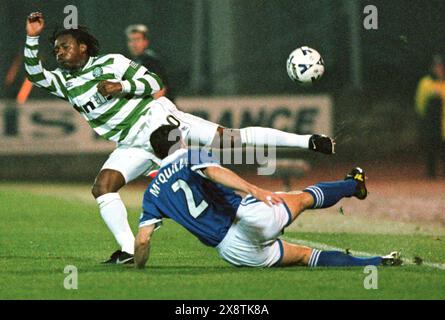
[249,186,283,207]
[97,81,123,97]
[26,12,45,37]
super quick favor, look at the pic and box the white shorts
[155,97,220,147]
[216,196,292,267]
[101,146,160,183]
[101,97,220,183]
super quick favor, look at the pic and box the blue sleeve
[189,148,221,171]
[139,199,163,229]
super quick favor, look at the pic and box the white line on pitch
[282,236,445,271]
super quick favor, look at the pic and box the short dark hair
[150,125,182,159]
[50,26,100,56]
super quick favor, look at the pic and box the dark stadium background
[1,0,445,180]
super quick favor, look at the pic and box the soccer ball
[286,46,325,84]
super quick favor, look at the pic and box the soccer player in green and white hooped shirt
[25,12,336,264]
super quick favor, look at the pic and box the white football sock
[240,127,311,149]
[96,193,135,254]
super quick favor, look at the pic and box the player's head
[150,124,184,159]
[126,24,149,57]
[430,54,445,80]
[50,26,100,70]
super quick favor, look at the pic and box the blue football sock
[303,179,357,209]
[309,249,382,267]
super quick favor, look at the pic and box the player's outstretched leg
[279,167,367,223]
[239,127,335,154]
[303,167,367,208]
[212,127,335,154]
[275,167,402,267]
[279,241,402,267]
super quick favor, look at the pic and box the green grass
[1,187,444,299]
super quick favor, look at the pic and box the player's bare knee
[91,182,110,198]
[91,179,115,198]
[282,193,312,219]
[91,170,126,198]
[136,235,150,247]
[294,201,306,215]
[281,242,312,266]
[135,238,146,247]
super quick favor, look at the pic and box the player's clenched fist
[97,81,123,97]
[26,12,45,37]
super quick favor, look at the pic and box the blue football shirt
[139,148,242,247]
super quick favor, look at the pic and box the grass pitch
[0,183,444,299]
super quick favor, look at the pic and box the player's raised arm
[134,224,155,269]
[97,55,164,97]
[26,11,45,36]
[24,12,68,100]
[202,166,282,207]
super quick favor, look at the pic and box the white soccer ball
[286,46,325,84]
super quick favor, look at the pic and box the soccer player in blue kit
[134,125,402,269]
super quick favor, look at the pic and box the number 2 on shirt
[171,179,208,218]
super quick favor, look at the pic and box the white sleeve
[113,54,164,96]
[24,36,69,100]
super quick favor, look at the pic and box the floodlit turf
[1,186,444,299]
